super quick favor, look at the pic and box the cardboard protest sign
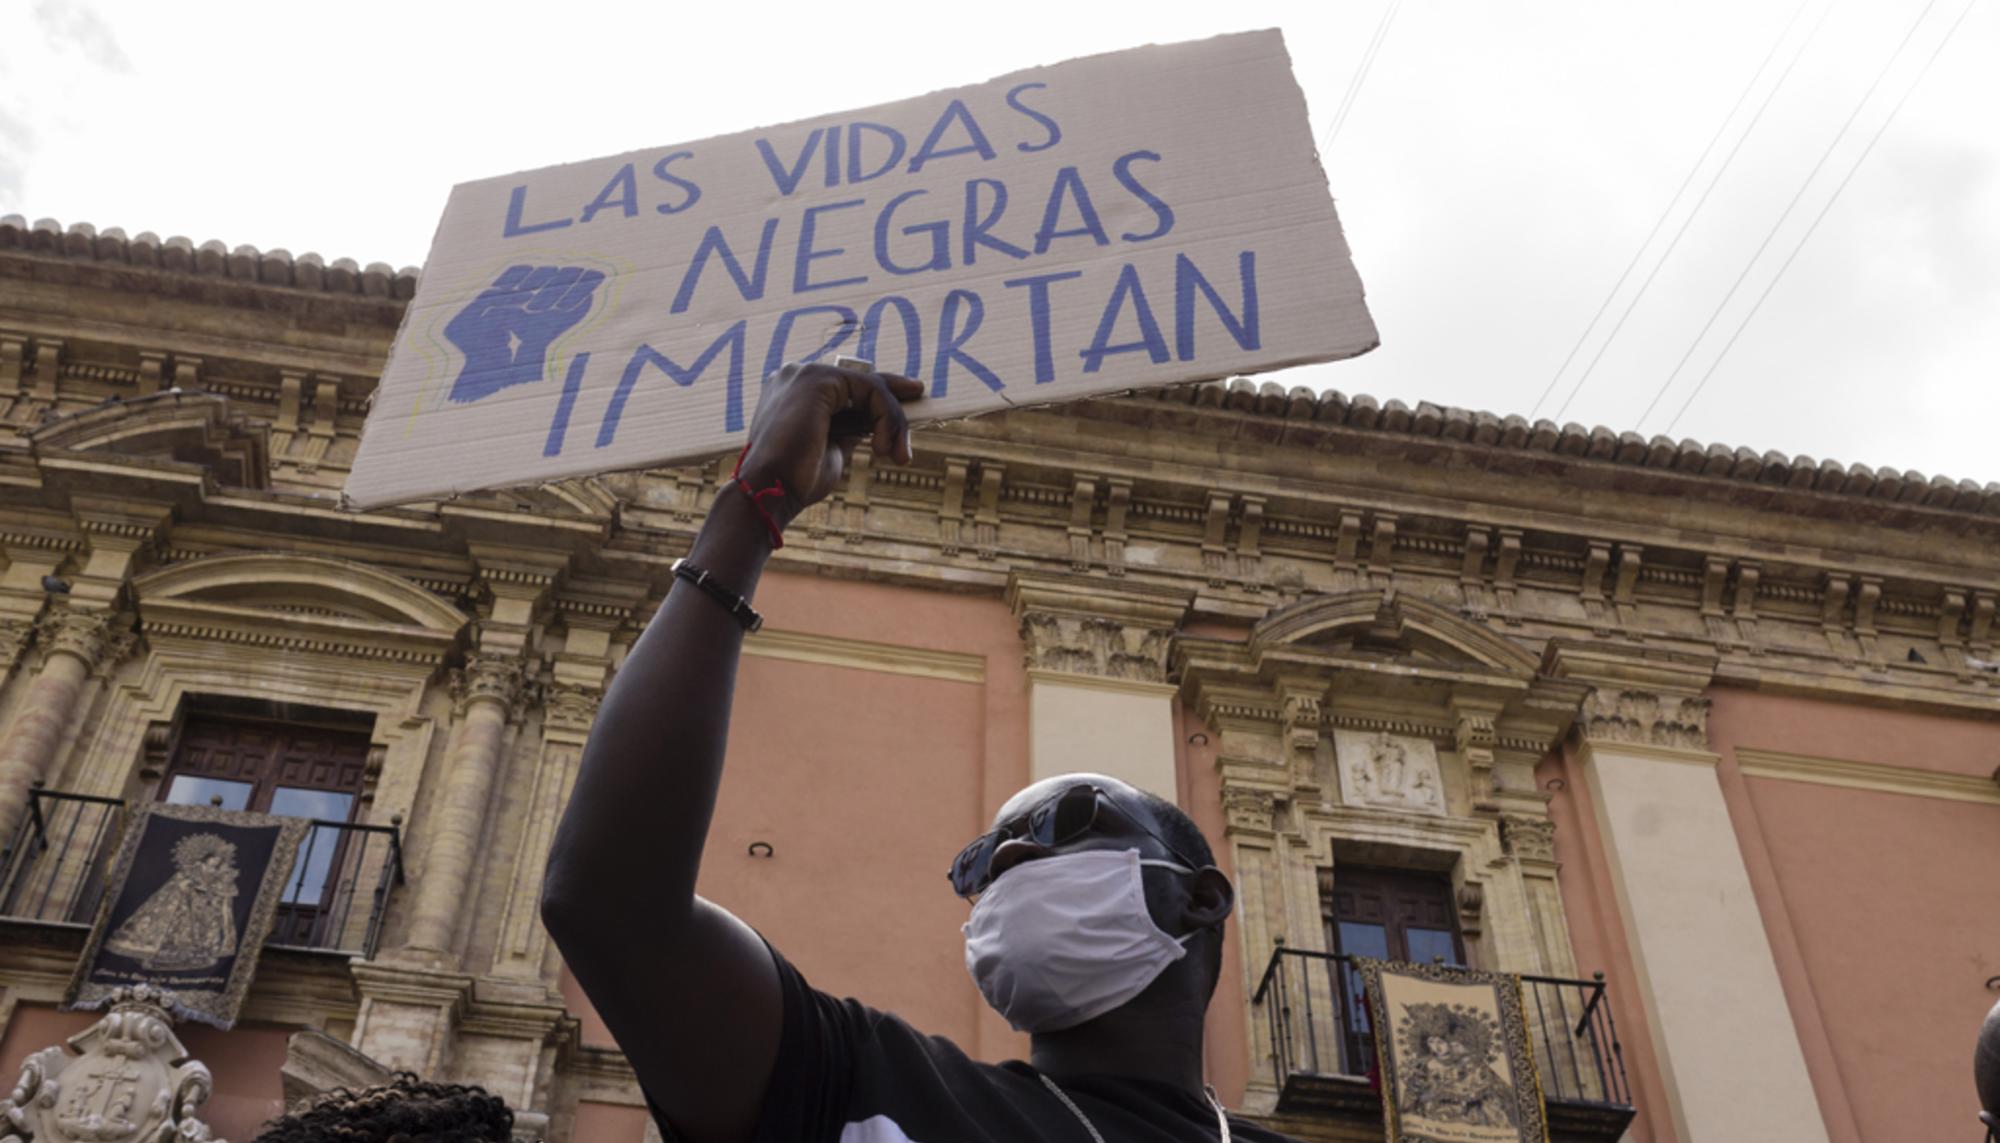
[345,29,1376,509]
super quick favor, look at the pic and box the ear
[1183,866,1234,930]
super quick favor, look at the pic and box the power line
[1636,0,1943,431]
[1323,2,1401,154]
[1520,0,1824,421]
[1661,0,1978,435]
[1541,0,1831,423]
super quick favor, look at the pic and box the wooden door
[159,714,371,947]
[1323,867,1467,1073]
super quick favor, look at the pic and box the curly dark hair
[253,1073,515,1142]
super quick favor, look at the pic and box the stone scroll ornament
[65,803,306,1030]
[0,984,223,1143]
[1354,957,1551,1143]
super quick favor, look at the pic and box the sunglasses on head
[947,783,1205,899]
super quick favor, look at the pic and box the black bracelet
[671,558,763,633]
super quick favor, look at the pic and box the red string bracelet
[731,445,788,550]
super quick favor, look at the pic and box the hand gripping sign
[344,30,1377,509]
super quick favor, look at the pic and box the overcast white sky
[2,0,1994,481]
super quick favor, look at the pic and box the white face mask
[962,848,1196,1033]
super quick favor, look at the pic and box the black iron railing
[1252,945,1633,1111]
[0,787,123,926]
[0,787,405,958]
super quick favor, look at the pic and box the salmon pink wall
[567,569,1030,1065]
[1709,690,2000,1143]
[1177,701,1250,1105]
[574,1098,653,1141]
[1538,746,1676,1143]
[0,1006,289,1140]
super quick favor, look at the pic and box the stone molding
[1544,641,1717,751]
[743,627,986,684]
[0,342,1994,715]
[1008,573,1189,684]
[1578,688,1711,751]
[132,552,467,666]
[1734,747,2000,806]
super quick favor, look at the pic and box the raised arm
[540,362,921,1143]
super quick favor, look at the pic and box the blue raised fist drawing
[444,265,605,404]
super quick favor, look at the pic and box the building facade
[0,214,1995,1142]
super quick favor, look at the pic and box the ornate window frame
[1177,589,1588,1107]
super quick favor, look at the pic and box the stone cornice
[1006,570,1193,628]
[1541,640,1718,692]
[16,216,1999,527]
[2,301,1998,714]
[349,962,474,1014]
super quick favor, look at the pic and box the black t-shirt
[648,947,1299,1143]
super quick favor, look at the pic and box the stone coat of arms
[0,985,222,1143]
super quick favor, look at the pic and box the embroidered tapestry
[66,802,305,1029]
[1354,957,1551,1143]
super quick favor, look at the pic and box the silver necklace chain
[1037,1073,1233,1143]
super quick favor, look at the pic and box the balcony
[1252,946,1637,1142]
[0,787,404,958]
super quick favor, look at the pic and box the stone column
[0,608,111,845]
[1007,574,1189,800]
[404,653,523,957]
[1552,644,1831,1143]
[491,682,600,983]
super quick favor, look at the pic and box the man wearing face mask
[542,361,1297,1143]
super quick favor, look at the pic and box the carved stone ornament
[0,618,33,666]
[543,683,602,735]
[36,608,113,671]
[1579,687,1710,751]
[1501,815,1559,864]
[0,984,223,1143]
[1332,729,1447,817]
[1455,881,1486,938]
[1282,691,1322,755]
[1221,785,1279,836]
[454,653,525,715]
[1019,612,1170,682]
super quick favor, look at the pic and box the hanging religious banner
[1354,957,1551,1143]
[66,802,306,1029]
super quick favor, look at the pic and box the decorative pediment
[133,552,468,664]
[29,391,269,489]
[1251,590,1543,680]
[1177,591,1545,702]
[454,477,619,521]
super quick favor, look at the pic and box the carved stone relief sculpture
[1332,729,1447,817]
[0,985,221,1143]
